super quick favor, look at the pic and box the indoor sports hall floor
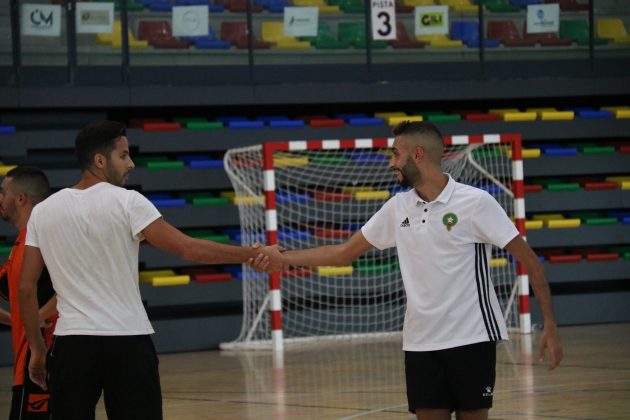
[1,323,628,419]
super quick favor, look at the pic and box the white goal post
[220,134,528,352]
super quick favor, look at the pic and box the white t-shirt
[26,182,161,336]
[362,175,519,351]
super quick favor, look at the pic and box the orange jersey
[2,228,56,386]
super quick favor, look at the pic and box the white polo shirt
[362,174,518,351]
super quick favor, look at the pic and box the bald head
[392,121,444,165]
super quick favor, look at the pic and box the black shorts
[9,350,50,420]
[405,341,497,413]
[47,335,162,420]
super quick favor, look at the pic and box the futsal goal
[220,134,529,352]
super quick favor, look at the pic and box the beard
[106,167,128,187]
[396,158,421,188]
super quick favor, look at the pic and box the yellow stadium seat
[489,108,520,116]
[375,111,407,119]
[388,115,423,125]
[261,22,311,49]
[440,0,477,13]
[525,220,543,230]
[404,0,435,6]
[0,165,17,176]
[293,0,340,13]
[97,21,149,49]
[355,191,390,200]
[597,19,630,44]
[548,219,581,229]
[503,112,537,122]
[415,34,463,48]
[317,266,354,275]
[139,270,176,283]
[152,275,191,286]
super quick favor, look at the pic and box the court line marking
[338,404,408,419]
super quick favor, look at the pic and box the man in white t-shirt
[257,121,563,420]
[18,121,284,420]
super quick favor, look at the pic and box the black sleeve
[37,267,55,308]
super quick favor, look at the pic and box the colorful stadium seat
[560,20,609,46]
[487,20,536,46]
[261,22,311,49]
[451,21,500,47]
[390,22,427,49]
[338,22,388,49]
[597,19,630,44]
[221,22,272,49]
[138,21,190,49]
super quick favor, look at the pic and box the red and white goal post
[220,134,529,352]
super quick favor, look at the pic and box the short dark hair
[75,121,127,171]
[392,120,444,143]
[5,166,50,204]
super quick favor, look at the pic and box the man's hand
[539,326,563,371]
[29,345,48,390]
[257,245,287,272]
[247,243,288,273]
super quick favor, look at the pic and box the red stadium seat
[138,21,190,49]
[487,21,536,47]
[220,22,272,49]
[390,22,427,49]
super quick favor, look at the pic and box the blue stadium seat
[451,21,500,48]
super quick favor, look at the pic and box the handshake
[248,244,289,273]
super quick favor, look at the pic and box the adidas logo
[400,217,410,227]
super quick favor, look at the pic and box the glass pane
[122,1,248,67]
[484,0,588,62]
[20,0,68,66]
[593,0,630,58]
[373,2,480,65]
[77,0,121,66]
[0,3,11,65]
[253,5,367,65]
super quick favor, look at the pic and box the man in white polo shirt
[260,121,563,420]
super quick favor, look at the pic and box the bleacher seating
[440,0,478,13]
[487,20,536,46]
[597,19,630,45]
[303,23,351,49]
[415,34,463,48]
[560,19,609,46]
[138,21,190,49]
[480,0,520,12]
[221,22,272,49]
[543,0,588,11]
[97,21,149,49]
[390,22,427,49]
[338,22,388,49]
[451,21,500,47]
[261,22,311,49]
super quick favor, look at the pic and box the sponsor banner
[172,5,209,37]
[22,4,61,37]
[284,7,319,37]
[76,2,114,34]
[527,3,560,34]
[415,5,449,36]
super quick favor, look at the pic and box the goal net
[221,135,527,351]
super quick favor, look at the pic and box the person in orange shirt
[0,166,56,420]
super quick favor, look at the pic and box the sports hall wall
[1,0,629,365]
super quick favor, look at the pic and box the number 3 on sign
[371,0,396,40]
